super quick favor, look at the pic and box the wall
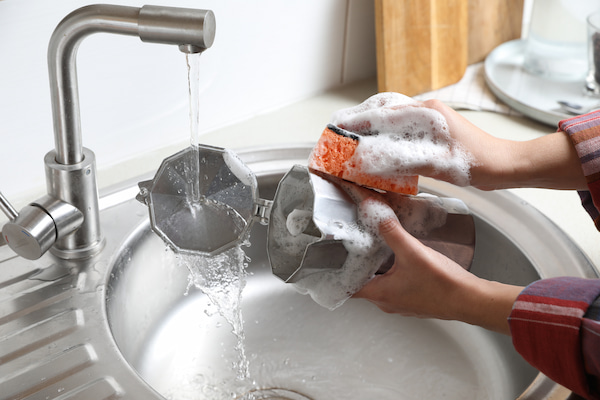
[0,0,375,206]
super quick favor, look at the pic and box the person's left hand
[353,199,523,335]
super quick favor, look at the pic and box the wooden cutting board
[375,0,524,96]
[468,0,524,64]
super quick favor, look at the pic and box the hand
[353,201,523,335]
[332,94,586,191]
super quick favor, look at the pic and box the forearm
[510,132,587,190]
[470,131,587,191]
[420,100,587,191]
[455,279,523,335]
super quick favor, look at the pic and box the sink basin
[105,146,597,400]
[0,145,594,399]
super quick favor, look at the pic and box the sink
[0,145,596,399]
[105,146,596,399]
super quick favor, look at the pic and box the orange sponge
[308,124,419,195]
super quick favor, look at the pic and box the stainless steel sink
[0,145,597,399]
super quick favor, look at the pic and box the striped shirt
[564,111,600,229]
[508,111,600,399]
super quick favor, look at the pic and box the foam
[292,191,454,310]
[287,92,473,310]
[291,197,398,310]
[290,185,454,310]
[286,209,313,236]
[292,206,392,310]
[385,193,448,238]
[331,92,474,186]
[290,189,458,310]
[358,197,398,235]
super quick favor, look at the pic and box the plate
[484,39,598,126]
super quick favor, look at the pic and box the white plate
[484,39,598,126]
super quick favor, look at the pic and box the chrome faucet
[0,4,215,260]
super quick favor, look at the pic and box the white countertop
[12,79,600,273]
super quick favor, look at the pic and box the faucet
[0,4,215,260]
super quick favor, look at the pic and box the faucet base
[49,237,105,260]
[45,148,104,259]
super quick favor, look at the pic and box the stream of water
[178,246,251,381]
[186,53,202,203]
[182,53,252,383]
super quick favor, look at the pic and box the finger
[353,274,386,299]
[359,197,418,256]
[377,215,417,255]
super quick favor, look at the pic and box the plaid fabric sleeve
[509,112,600,399]
[559,110,600,230]
[509,277,600,399]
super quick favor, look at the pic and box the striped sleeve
[583,297,600,381]
[509,277,600,399]
[559,110,600,230]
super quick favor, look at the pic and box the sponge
[308,124,419,195]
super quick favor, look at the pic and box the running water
[178,245,251,380]
[181,53,251,381]
[186,53,202,203]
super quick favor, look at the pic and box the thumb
[353,216,407,300]
[377,213,416,255]
[359,197,415,254]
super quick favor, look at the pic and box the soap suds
[292,92,472,309]
[331,92,474,186]
[290,191,450,310]
[357,197,397,237]
[286,209,313,236]
[291,200,392,310]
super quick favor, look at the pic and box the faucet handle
[0,192,17,247]
[1,195,83,260]
[0,191,19,222]
[3,204,58,259]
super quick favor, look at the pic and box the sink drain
[237,388,313,400]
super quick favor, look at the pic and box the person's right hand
[332,93,587,191]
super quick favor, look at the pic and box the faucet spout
[1,4,215,260]
[138,5,216,55]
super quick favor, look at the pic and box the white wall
[0,0,375,204]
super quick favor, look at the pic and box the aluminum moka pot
[137,145,476,282]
